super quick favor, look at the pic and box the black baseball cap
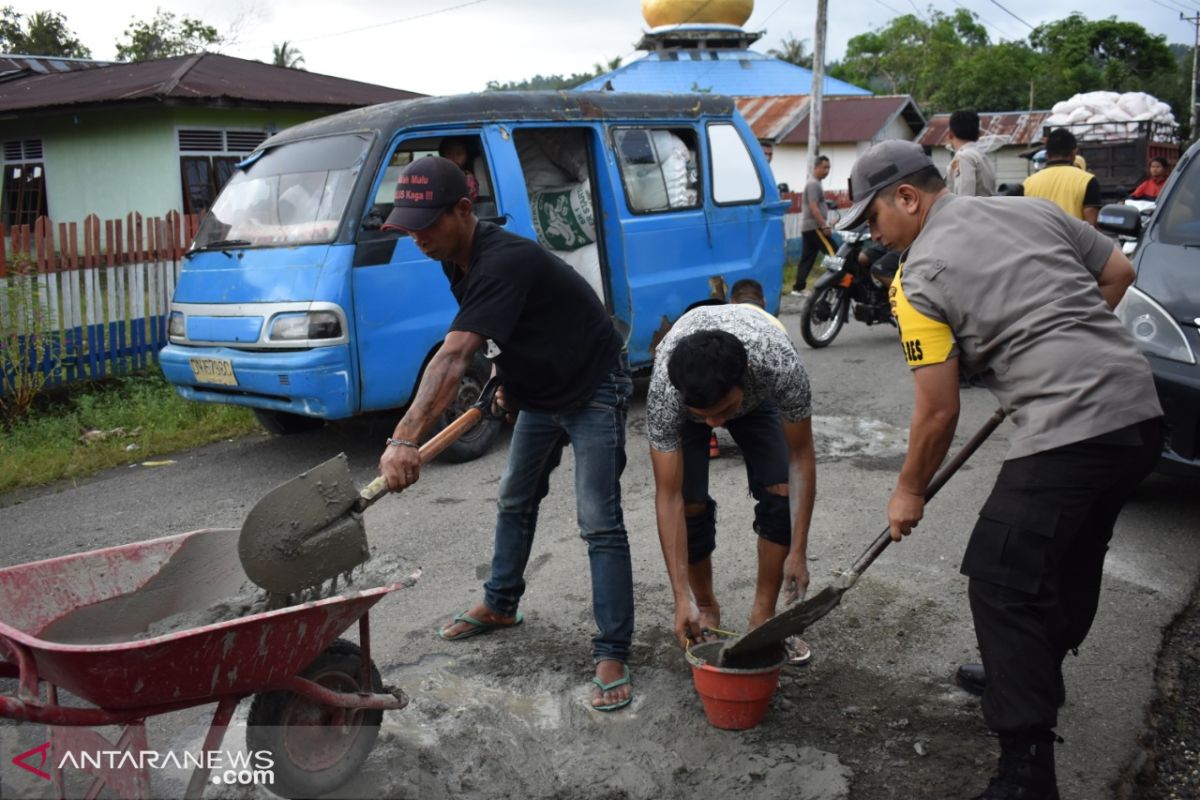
[837,140,935,231]
[382,156,470,232]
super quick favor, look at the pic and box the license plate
[190,358,238,386]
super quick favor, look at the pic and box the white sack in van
[552,243,604,301]
[532,179,596,251]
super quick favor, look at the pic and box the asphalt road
[0,294,1197,799]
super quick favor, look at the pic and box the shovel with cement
[239,376,501,596]
[717,407,1008,666]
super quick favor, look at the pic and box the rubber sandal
[785,636,812,665]
[438,610,524,641]
[590,664,633,712]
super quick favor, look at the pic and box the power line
[755,0,795,27]
[988,0,1035,30]
[951,0,1018,42]
[291,0,493,45]
[872,0,907,17]
[1151,0,1187,16]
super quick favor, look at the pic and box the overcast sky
[8,0,1198,96]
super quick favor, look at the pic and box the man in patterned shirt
[646,304,817,659]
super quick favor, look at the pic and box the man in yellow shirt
[1022,128,1102,226]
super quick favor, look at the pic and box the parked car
[159,92,787,460]
[1098,137,1200,476]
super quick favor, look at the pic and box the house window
[177,128,269,215]
[2,139,48,228]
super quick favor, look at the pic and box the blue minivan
[160,92,787,460]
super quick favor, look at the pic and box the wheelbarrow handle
[849,407,1007,577]
[358,375,503,507]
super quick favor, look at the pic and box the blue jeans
[483,356,634,663]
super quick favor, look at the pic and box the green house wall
[4,106,328,225]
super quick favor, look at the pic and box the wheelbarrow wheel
[247,639,384,799]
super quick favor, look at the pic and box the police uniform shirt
[946,142,996,198]
[891,194,1162,459]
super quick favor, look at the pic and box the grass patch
[0,371,259,494]
[782,254,828,295]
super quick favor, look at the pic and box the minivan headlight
[1115,287,1196,365]
[168,311,185,339]
[268,311,343,341]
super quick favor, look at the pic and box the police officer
[837,140,1163,800]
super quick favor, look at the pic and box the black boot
[972,733,1061,800]
[954,664,1066,708]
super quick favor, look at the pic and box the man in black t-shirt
[378,157,635,712]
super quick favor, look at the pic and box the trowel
[239,377,500,595]
[717,407,1007,667]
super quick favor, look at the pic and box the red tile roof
[0,52,422,114]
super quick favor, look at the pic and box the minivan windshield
[1159,150,1200,247]
[192,134,369,250]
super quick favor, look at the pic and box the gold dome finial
[642,0,754,28]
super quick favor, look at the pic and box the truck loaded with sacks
[159,92,788,460]
[1038,91,1181,202]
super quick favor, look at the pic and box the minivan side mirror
[1097,204,1141,237]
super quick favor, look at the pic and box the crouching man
[647,304,817,661]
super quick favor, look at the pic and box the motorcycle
[799,227,895,348]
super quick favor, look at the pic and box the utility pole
[1186,11,1199,140]
[808,0,828,171]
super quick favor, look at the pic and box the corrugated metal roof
[734,95,809,141]
[574,49,870,97]
[0,54,111,73]
[765,95,925,144]
[918,110,1053,147]
[0,52,422,114]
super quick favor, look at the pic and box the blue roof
[574,49,871,97]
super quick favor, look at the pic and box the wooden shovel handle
[849,407,1007,577]
[358,406,486,508]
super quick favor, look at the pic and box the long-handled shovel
[239,377,501,596]
[717,407,1008,666]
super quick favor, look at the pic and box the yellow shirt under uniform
[1021,162,1101,220]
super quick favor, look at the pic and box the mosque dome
[641,0,754,29]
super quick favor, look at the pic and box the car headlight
[168,311,185,339]
[268,311,343,341]
[1115,287,1196,365]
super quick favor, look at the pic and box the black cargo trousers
[961,417,1163,734]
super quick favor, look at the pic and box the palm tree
[769,35,812,69]
[271,41,305,69]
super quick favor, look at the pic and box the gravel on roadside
[1116,574,1200,799]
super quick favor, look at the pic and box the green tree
[1029,13,1176,108]
[271,40,304,69]
[829,9,987,104]
[932,40,1040,112]
[0,6,90,57]
[114,8,221,62]
[768,33,812,68]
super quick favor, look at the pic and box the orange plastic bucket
[686,641,786,730]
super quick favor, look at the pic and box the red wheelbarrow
[0,527,410,799]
